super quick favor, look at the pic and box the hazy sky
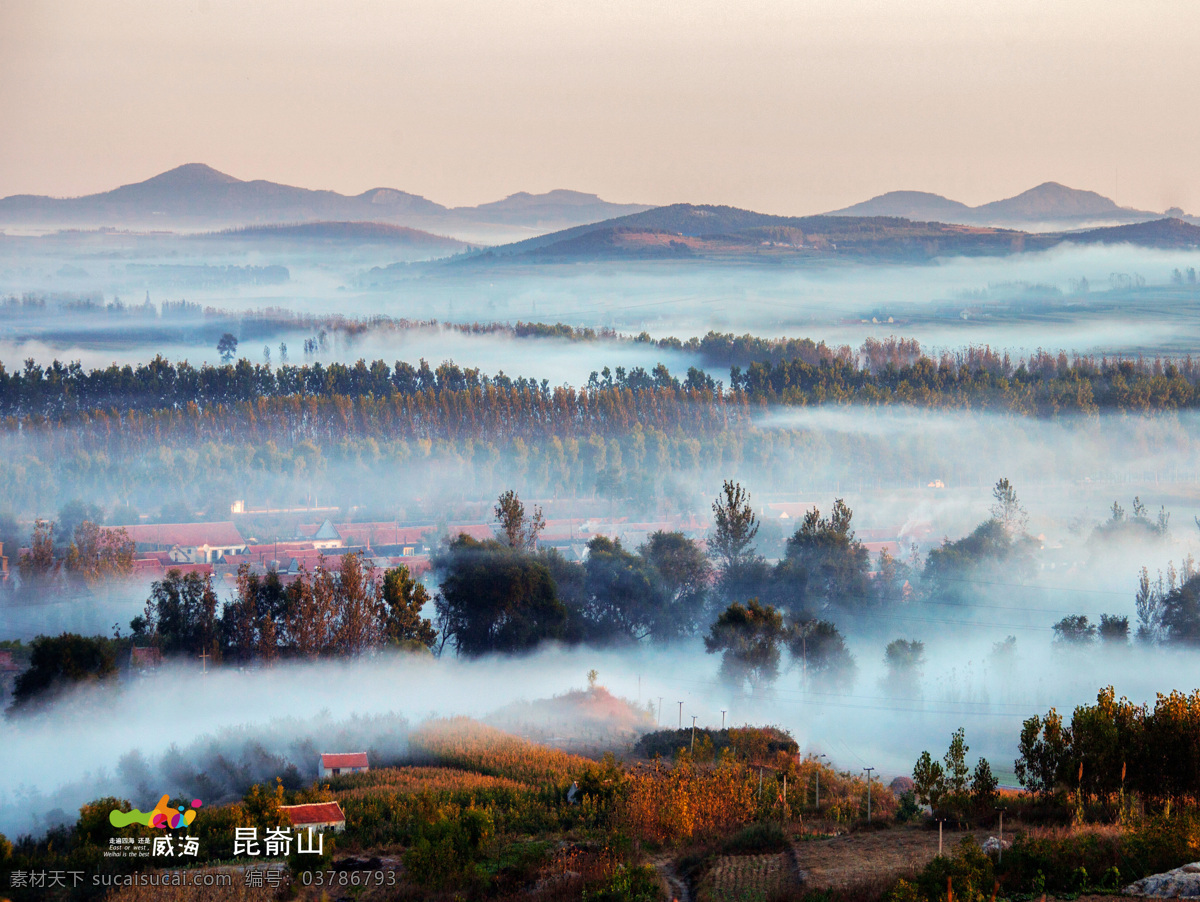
[2,0,1198,214]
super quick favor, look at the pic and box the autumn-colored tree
[64,521,135,585]
[333,552,381,655]
[18,519,56,587]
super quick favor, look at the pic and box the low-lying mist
[5,635,1199,840]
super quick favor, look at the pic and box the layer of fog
[0,331,700,389]
[5,633,1200,839]
[5,242,1200,369]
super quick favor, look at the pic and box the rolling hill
[202,221,472,252]
[830,182,1170,229]
[0,164,651,236]
[450,203,1200,266]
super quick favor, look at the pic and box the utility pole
[199,650,210,676]
[678,701,683,729]
[721,710,726,730]
[863,767,875,822]
[814,753,829,810]
[938,818,944,856]
[690,715,697,753]
[996,808,1005,863]
[657,697,663,727]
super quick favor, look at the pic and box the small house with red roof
[0,649,22,697]
[279,801,346,833]
[319,752,369,779]
[130,646,163,671]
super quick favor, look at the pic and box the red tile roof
[321,753,369,769]
[280,802,345,826]
[335,524,433,547]
[130,647,163,668]
[167,563,215,577]
[122,522,245,548]
[449,524,496,542]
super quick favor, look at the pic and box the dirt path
[652,853,691,902]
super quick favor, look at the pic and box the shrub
[582,864,663,902]
[721,822,790,855]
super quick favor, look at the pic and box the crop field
[328,765,528,797]
[408,717,595,785]
[697,852,799,902]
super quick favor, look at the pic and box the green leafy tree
[912,750,946,808]
[923,517,1037,605]
[11,633,118,709]
[882,638,925,696]
[710,481,762,597]
[581,536,663,643]
[1053,614,1097,644]
[434,535,566,656]
[778,499,871,611]
[704,599,784,696]
[943,727,971,801]
[640,530,711,636]
[1014,708,1072,797]
[971,758,998,809]
[789,619,857,689]
[381,564,437,650]
[1160,573,1200,645]
[1098,613,1130,645]
[134,569,221,659]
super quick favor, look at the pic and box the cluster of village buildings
[0,500,922,598]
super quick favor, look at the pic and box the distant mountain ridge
[0,164,651,237]
[829,181,1173,228]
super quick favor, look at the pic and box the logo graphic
[110,795,202,829]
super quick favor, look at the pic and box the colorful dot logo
[110,796,202,829]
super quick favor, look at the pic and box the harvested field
[791,825,994,890]
[698,852,799,902]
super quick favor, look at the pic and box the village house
[129,646,163,672]
[0,650,22,698]
[279,801,346,833]
[121,522,247,564]
[319,752,369,779]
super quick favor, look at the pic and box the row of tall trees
[1015,686,1200,805]
[8,344,1200,421]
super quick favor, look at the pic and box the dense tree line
[1015,686,1200,808]
[10,340,1200,423]
[731,349,1200,414]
